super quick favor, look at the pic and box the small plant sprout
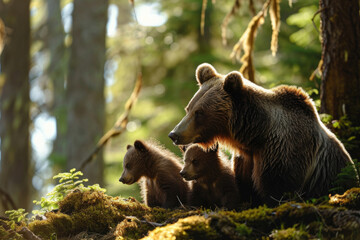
[32,168,106,214]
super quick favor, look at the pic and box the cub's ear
[210,143,219,153]
[178,145,188,153]
[134,140,147,152]
[126,144,132,150]
[223,71,243,95]
[196,63,218,85]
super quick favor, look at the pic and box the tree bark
[66,0,108,185]
[46,0,68,170]
[0,0,31,213]
[319,0,360,126]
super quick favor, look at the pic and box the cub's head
[119,140,148,185]
[168,63,244,148]
[180,144,219,181]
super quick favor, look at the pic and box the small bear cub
[180,144,240,210]
[119,140,189,209]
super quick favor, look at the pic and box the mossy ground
[2,188,360,239]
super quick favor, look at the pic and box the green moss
[114,216,154,240]
[270,227,311,240]
[220,205,273,232]
[28,218,56,239]
[142,216,221,240]
[209,214,252,239]
[45,212,73,237]
[22,188,360,239]
[0,220,24,240]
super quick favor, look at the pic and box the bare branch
[80,73,142,171]
[249,0,256,16]
[221,0,241,46]
[269,0,281,56]
[201,0,208,36]
[311,7,328,34]
[0,187,16,210]
[0,18,5,55]
[231,0,271,82]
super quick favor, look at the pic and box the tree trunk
[46,0,68,170]
[66,0,108,185]
[319,0,360,126]
[0,0,31,213]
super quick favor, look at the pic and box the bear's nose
[168,131,179,144]
[179,170,186,178]
[119,177,124,183]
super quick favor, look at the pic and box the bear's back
[272,85,316,118]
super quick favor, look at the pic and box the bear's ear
[134,140,147,152]
[126,144,132,150]
[196,63,218,85]
[223,71,243,95]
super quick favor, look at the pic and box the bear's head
[180,144,219,181]
[119,140,148,185]
[169,63,244,148]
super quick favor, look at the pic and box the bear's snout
[119,176,125,183]
[179,170,186,178]
[168,131,180,144]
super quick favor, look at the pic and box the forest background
[0,0,359,215]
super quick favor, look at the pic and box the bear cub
[180,144,240,210]
[119,140,189,208]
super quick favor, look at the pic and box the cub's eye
[192,159,198,165]
[125,163,131,169]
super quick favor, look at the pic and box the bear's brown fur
[119,140,189,208]
[169,63,356,205]
[180,144,240,210]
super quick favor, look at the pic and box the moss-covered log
[2,188,360,239]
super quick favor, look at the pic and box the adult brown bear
[169,63,355,204]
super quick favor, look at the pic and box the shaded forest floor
[2,188,360,240]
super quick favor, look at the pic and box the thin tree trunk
[0,0,31,213]
[46,0,68,170]
[319,0,360,126]
[66,0,108,185]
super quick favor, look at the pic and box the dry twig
[231,0,270,82]
[80,73,142,171]
[201,0,208,36]
[269,0,280,56]
[0,187,16,211]
[221,0,241,46]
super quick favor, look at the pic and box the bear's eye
[125,163,131,170]
[192,159,198,165]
